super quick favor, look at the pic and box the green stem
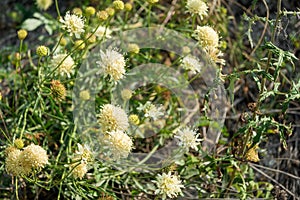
[50,34,64,56]
[55,0,61,17]
[257,0,282,109]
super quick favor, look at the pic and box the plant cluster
[0,0,299,199]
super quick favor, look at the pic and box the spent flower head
[60,11,85,38]
[186,0,208,19]
[97,10,109,21]
[96,49,126,81]
[245,144,260,162]
[51,80,66,101]
[154,171,184,199]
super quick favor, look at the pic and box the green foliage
[0,0,299,199]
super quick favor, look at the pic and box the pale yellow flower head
[71,162,88,179]
[181,55,202,74]
[36,0,53,11]
[186,0,208,19]
[193,25,219,48]
[206,46,226,65]
[5,147,22,176]
[175,127,201,151]
[94,26,112,39]
[52,53,75,77]
[154,172,184,199]
[98,104,129,133]
[96,49,126,81]
[60,12,85,38]
[108,130,133,160]
[19,144,48,175]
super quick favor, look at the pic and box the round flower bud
[148,0,159,4]
[17,29,28,40]
[36,0,53,11]
[113,0,125,10]
[106,7,115,16]
[36,45,48,57]
[182,46,191,55]
[97,10,109,21]
[125,3,132,11]
[79,90,90,100]
[74,40,86,50]
[128,43,140,54]
[86,33,96,43]
[73,7,83,16]
[85,6,96,16]
[121,89,133,100]
[14,139,24,149]
[59,37,67,46]
[129,114,140,125]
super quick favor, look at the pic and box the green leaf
[22,18,43,31]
